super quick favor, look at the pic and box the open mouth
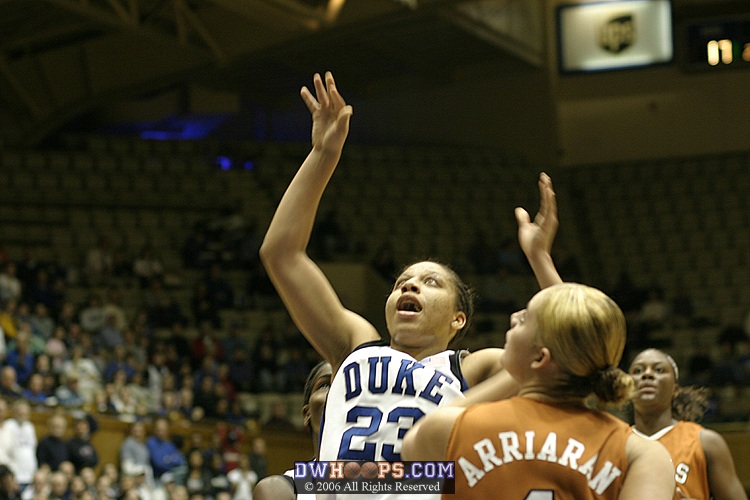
[397,296,422,314]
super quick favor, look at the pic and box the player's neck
[390,340,446,361]
[633,409,675,437]
[518,385,586,407]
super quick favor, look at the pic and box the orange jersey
[633,421,709,500]
[445,397,631,500]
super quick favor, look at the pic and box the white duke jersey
[316,341,467,500]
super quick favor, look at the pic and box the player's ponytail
[536,283,630,404]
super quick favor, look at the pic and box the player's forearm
[455,370,519,407]
[527,251,563,288]
[260,148,342,261]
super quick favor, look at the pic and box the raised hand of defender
[301,71,353,154]
[515,172,558,258]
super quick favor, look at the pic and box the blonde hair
[535,283,634,404]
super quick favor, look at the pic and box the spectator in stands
[66,417,99,473]
[60,345,102,404]
[214,362,236,402]
[68,475,88,499]
[146,417,186,484]
[36,413,70,471]
[4,332,35,386]
[14,321,45,359]
[84,235,114,287]
[106,375,138,417]
[20,469,49,500]
[45,327,68,373]
[56,302,77,331]
[102,288,128,332]
[219,323,247,361]
[97,313,124,353]
[29,302,55,340]
[47,470,69,500]
[95,474,116,500]
[0,399,12,468]
[0,366,23,398]
[0,263,22,303]
[120,421,153,486]
[103,345,136,383]
[184,450,212,498]
[262,400,294,432]
[190,322,224,367]
[22,373,49,405]
[124,371,150,416]
[177,387,197,421]
[5,400,37,488]
[78,294,106,334]
[226,454,257,500]
[193,376,219,420]
[133,244,164,289]
[121,463,152,499]
[0,299,19,342]
[54,375,85,408]
[206,453,231,498]
[146,350,170,414]
[0,464,21,500]
[247,437,268,480]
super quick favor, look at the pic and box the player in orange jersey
[629,348,747,500]
[402,283,675,499]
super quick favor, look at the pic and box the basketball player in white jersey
[260,72,561,498]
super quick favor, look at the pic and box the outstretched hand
[515,172,558,258]
[301,71,353,154]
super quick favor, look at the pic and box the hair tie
[664,353,679,381]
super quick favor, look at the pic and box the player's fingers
[515,207,530,226]
[313,73,329,108]
[300,87,319,113]
[326,72,347,109]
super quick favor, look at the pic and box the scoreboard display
[684,17,750,70]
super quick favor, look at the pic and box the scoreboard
[684,17,750,70]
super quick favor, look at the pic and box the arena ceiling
[0,0,746,146]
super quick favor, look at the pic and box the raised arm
[516,172,563,288]
[259,72,379,370]
[461,173,563,384]
[701,428,748,500]
[621,433,675,500]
